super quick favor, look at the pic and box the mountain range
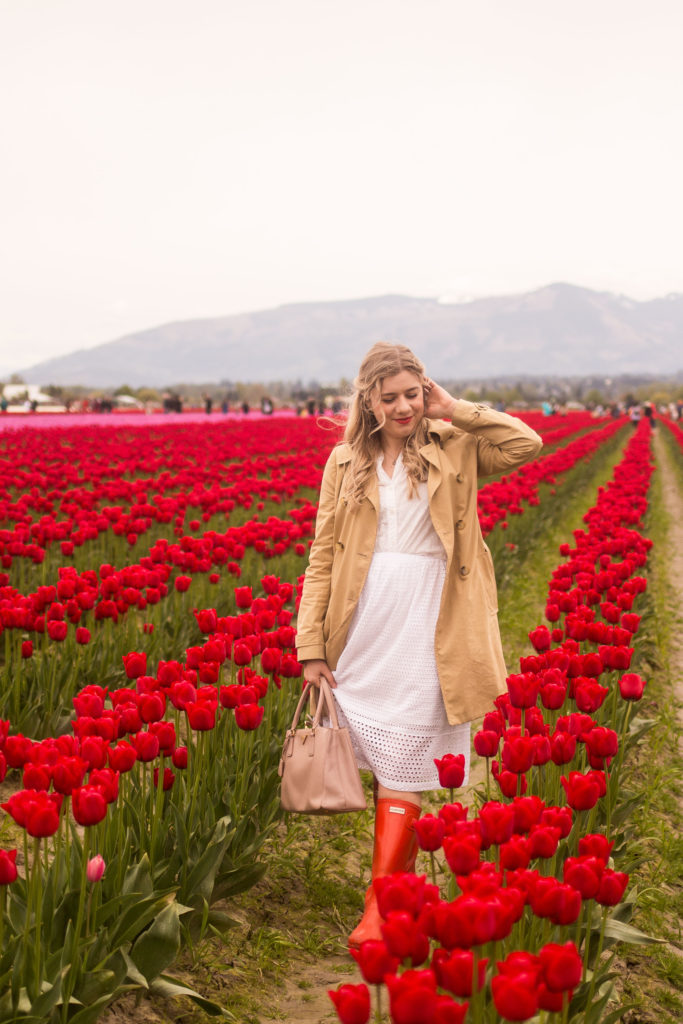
[16,283,683,388]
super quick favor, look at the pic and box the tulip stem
[32,837,42,999]
[375,984,382,1022]
[584,907,609,1018]
[62,829,90,1021]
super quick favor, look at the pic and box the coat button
[456,519,465,531]
[336,541,344,550]
[456,472,464,483]
[460,565,469,577]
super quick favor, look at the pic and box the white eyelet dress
[331,455,471,792]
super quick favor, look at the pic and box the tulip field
[0,409,681,1024]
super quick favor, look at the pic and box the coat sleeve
[294,450,339,663]
[449,400,543,477]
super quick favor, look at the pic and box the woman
[295,342,542,947]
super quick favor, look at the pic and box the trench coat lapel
[365,471,380,512]
[420,439,442,501]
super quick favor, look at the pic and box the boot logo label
[389,805,406,814]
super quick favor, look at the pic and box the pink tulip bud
[86,854,106,883]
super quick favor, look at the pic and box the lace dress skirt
[332,549,471,792]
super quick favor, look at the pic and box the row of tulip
[0,411,639,1021]
[0,414,620,742]
[0,412,604,579]
[0,571,309,1021]
[477,419,624,537]
[330,420,660,1024]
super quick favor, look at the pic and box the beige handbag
[279,679,367,814]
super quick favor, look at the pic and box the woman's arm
[294,449,339,666]
[424,378,543,477]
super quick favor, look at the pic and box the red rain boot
[348,798,420,950]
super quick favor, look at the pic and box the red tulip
[0,849,18,885]
[561,771,602,811]
[328,983,370,1024]
[72,785,108,827]
[538,941,582,991]
[434,753,465,790]
[234,703,264,730]
[595,869,629,905]
[432,947,487,997]
[414,814,446,852]
[385,969,438,1024]
[122,651,147,679]
[349,940,399,985]
[619,672,646,700]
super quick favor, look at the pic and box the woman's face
[374,370,425,446]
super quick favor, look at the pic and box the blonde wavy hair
[341,342,430,505]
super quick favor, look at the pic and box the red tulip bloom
[443,833,481,876]
[539,941,582,991]
[619,672,646,700]
[561,771,602,811]
[72,785,108,827]
[2,790,62,837]
[153,766,175,791]
[414,813,446,852]
[506,672,541,708]
[108,740,138,773]
[185,702,216,731]
[434,995,469,1024]
[132,730,160,762]
[234,703,264,730]
[502,735,534,774]
[528,625,551,652]
[578,833,614,861]
[473,728,500,758]
[194,607,217,633]
[385,969,438,1024]
[122,651,147,679]
[432,947,487,997]
[434,753,465,790]
[550,731,576,766]
[174,575,192,592]
[350,940,399,985]
[52,755,89,794]
[595,869,629,906]
[89,767,120,803]
[563,855,604,899]
[234,586,253,609]
[328,983,370,1024]
[47,620,68,642]
[0,849,18,885]
[172,745,188,769]
[381,910,430,964]
[479,801,515,847]
[527,824,561,860]
[491,970,538,1021]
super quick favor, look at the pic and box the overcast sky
[1,0,682,370]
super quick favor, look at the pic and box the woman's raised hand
[423,377,458,420]
[302,659,337,689]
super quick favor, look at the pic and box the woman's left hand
[423,377,457,420]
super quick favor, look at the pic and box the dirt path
[653,430,683,755]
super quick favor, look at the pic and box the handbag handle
[287,678,341,733]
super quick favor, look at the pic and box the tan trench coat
[295,400,543,725]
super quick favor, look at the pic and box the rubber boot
[348,798,420,949]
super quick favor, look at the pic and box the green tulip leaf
[150,975,234,1018]
[602,918,664,945]
[130,902,182,983]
